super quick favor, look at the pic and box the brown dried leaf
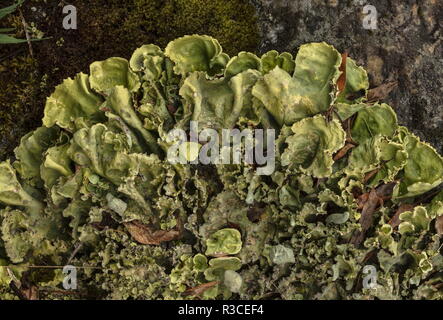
[363,160,394,184]
[389,204,415,228]
[435,216,443,236]
[183,281,219,297]
[357,192,369,210]
[341,117,358,145]
[21,285,39,300]
[333,143,355,161]
[367,81,398,103]
[124,220,182,245]
[351,183,397,245]
[375,181,397,199]
[351,189,380,245]
[337,52,348,93]
[99,106,112,112]
[360,189,381,231]
[363,168,380,184]
[9,280,39,300]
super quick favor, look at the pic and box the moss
[0,55,44,161]
[125,0,259,56]
[0,0,259,160]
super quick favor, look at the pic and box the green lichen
[205,228,242,256]
[0,0,259,161]
[1,34,442,301]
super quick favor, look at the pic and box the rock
[252,0,443,153]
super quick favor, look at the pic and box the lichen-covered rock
[0,0,260,161]
[252,0,443,154]
[0,35,442,301]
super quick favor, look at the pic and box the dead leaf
[359,189,381,231]
[357,192,370,210]
[333,142,355,161]
[183,281,219,298]
[363,168,380,184]
[21,285,39,300]
[124,220,182,245]
[363,160,394,184]
[367,81,398,103]
[342,117,358,145]
[351,189,380,245]
[375,181,397,200]
[435,216,443,235]
[9,278,39,300]
[337,52,348,93]
[351,182,397,245]
[99,106,112,112]
[389,204,415,228]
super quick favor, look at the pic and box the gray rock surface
[252,0,442,153]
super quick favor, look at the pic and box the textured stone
[252,0,443,153]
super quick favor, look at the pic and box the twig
[67,243,83,265]
[18,7,33,58]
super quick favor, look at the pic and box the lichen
[0,0,259,161]
[0,35,442,300]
